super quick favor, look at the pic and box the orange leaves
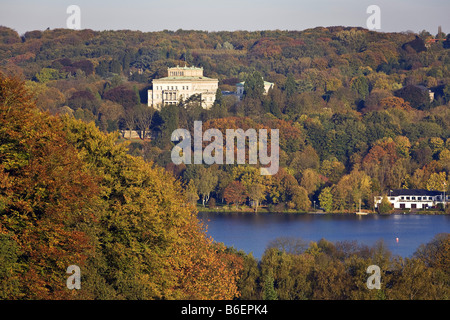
[1,72,243,300]
[1,73,99,299]
[172,218,243,299]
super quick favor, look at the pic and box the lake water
[197,212,450,259]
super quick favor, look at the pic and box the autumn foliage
[0,73,242,300]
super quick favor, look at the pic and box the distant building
[414,85,435,102]
[148,65,218,110]
[235,80,274,100]
[374,189,449,210]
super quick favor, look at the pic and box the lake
[197,212,450,259]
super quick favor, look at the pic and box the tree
[377,196,393,214]
[243,71,265,99]
[300,168,323,196]
[224,181,247,208]
[1,73,243,300]
[196,166,219,206]
[96,60,110,77]
[71,59,94,75]
[333,169,372,212]
[284,73,297,98]
[62,117,243,300]
[248,182,266,212]
[185,180,199,206]
[134,105,154,139]
[426,172,448,192]
[210,88,227,118]
[34,68,61,83]
[109,59,122,74]
[319,158,345,184]
[413,233,450,273]
[122,106,137,139]
[319,187,333,212]
[0,74,100,299]
[68,90,99,115]
[394,85,430,109]
[351,76,369,99]
[291,186,310,211]
[263,273,278,300]
[443,84,450,103]
[103,85,139,109]
[159,103,179,147]
[208,197,216,209]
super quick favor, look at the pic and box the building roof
[153,76,217,81]
[389,189,442,196]
[169,65,203,70]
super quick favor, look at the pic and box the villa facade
[148,66,218,110]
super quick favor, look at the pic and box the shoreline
[197,206,449,215]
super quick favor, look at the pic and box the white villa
[148,66,218,110]
[374,189,449,210]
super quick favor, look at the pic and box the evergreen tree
[284,73,297,98]
[263,273,278,300]
[244,71,265,99]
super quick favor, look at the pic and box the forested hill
[1,26,450,213]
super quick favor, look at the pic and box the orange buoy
[396,237,399,243]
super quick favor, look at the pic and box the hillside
[1,26,450,213]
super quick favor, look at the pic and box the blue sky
[1,0,449,35]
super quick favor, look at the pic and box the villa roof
[153,76,217,81]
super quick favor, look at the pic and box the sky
[1,0,449,35]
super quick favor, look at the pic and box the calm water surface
[198,212,450,259]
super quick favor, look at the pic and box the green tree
[351,76,369,99]
[263,273,278,300]
[377,196,393,214]
[284,73,297,98]
[319,187,333,212]
[34,68,60,83]
[244,71,265,99]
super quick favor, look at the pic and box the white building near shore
[374,189,449,210]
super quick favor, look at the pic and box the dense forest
[0,26,450,299]
[2,26,450,213]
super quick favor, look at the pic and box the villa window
[406,197,410,200]
[418,197,421,201]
